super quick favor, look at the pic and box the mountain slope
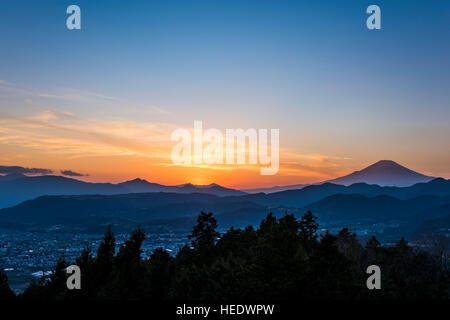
[0,175,125,208]
[242,184,308,194]
[327,160,434,187]
[117,178,172,193]
[303,194,450,221]
[0,192,261,228]
[0,173,27,182]
[175,183,246,196]
[238,178,450,208]
[2,188,450,236]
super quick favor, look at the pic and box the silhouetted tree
[144,248,173,299]
[13,210,450,301]
[309,232,358,299]
[94,225,115,296]
[251,213,308,299]
[336,228,363,263]
[299,210,318,243]
[74,245,94,298]
[188,211,219,263]
[0,270,14,300]
[110,227,146,299]
[46,256,69,299]
[216,226,256,261]
[97,226,115,267]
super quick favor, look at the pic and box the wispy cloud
[36,88,121,103]
[0,110,177,160]
[60,170,88,177]
[0,165,52,175]
[0,82,174,117]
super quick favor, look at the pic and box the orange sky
[0,107,447,188]
[0,82,449,188]
[0,108,358,188]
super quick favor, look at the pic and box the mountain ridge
[326,160,434,187]
[1,178,450,234]
[0,175,246,208]
[0,160,442,208]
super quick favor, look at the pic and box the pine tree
[0,270,15,300]
[95,225,116,290]
[75,244,94,298]
[47,256,68,299]
[299,210,318,248]
[144,248,173,299]
[112,227,146,299]
[188,212,219,262]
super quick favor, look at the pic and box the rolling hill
[1,179,450,236]
[0,192,261,229]
[303,194,450,221]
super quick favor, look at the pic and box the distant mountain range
[0,159,448,239]
[239,177,450,208]
[1,177,449,238]
[0,173,28,182]
[0,160,437,208]
[0,175,245,208]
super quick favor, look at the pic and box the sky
[0,0,449,188]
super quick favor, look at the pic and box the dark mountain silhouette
[0,175,246,208]
[174,183,246,196]
[0,160,440,208]
[119,180,245,196]
[0,176,449,224]
[0,173,27,182]
[326,160,434,187]
[2,179,450,235]
[0,161,448,236]
[303,194,450,221]
[0,175,126,208]
[0,192,261,230]
[242,184,308,194]
[241,178,450,208]
[117,178,172,193]
[215,193,450,235]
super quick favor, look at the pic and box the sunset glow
[1,1,449,188]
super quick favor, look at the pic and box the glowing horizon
[0,1,449,188]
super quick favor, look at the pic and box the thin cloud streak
[0,165,52,175]
[60,170,88,177]
[0,82,174,117]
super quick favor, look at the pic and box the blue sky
[0,0,449,185]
